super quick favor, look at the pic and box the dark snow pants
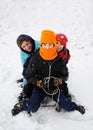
[23,87,77,113]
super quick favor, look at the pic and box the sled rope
[43,76,60,96]
[42,76,61,108]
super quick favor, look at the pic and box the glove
[53,78,62,86]
[36,78,62,88]
[23,83,34,98]
[36,80,44,88]
[16,78,23,83]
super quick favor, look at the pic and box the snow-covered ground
[0,0,93,130]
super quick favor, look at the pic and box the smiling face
[21,41,32,52]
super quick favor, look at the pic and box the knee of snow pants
[53,90,77,111]
[23,88,46,112]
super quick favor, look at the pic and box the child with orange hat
[11,30,85,116]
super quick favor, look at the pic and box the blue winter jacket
[20,40,40,66]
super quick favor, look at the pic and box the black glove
[23,83,34,98]
[16,78,23,83]
[36,80,45,88]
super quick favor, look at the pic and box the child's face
[56,41,64,52]
[21,41,32,52]
[41,43,54,49]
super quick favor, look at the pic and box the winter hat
[56,33,68,48]
[16,34,35,52]
[40,30,56,44]
[40,30,57,60]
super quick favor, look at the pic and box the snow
[0,0,93,129]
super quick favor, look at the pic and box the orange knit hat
[40,30,56,45]
[40,30,57,60]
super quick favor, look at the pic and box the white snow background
[0,0,93,130]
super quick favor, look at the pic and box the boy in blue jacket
[16,34,40,85]
[16,34,40,101]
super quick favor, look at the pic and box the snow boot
[76,105,85,114]
[11,101,24,116]
[55,104,61,112]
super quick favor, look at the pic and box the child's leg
[23,88,46,112]
[53,90,77,111]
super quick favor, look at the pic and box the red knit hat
[56,33,68,48]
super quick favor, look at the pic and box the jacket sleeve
[20,51,26,66]
[20,50,30,66]
[22,56,31,76]
[22,55,37,85]
[67,49,71,61]
[62,66,69,81]
[61,62,69,81]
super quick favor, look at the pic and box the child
[16,34,40,85]
[56,33,71,99]
[16,34,40,101]
[56,33,71,64]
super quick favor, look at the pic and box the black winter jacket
[23,49,68,85]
